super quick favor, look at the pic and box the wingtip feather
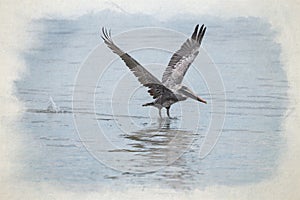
[191,24,199,40]
[190,23,206,44]
[101,27,113,43]
[197,24,205,42]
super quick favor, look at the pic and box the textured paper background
[0,0,299,199]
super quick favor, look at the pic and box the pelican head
[178,85,207,104]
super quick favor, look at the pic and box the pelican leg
[159,108,162,118]
[166,106,171,119]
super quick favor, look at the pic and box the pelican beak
[179,86,207,104]
[197,96,207,104]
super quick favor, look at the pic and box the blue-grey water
[16,11,288,190]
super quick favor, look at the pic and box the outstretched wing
[162,24,206,87]
[101,28,174,99]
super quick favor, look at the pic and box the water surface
[16,11,288,190]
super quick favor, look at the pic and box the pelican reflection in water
[101,24,207,118]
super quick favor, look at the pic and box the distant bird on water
[101,24,207,118]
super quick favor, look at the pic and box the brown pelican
[101,24,207,118]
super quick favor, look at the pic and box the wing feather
[101,28,174,99]
[162,24,206,87]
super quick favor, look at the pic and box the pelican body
[101,24,207,118]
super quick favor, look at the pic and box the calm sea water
[16,11,288,190]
